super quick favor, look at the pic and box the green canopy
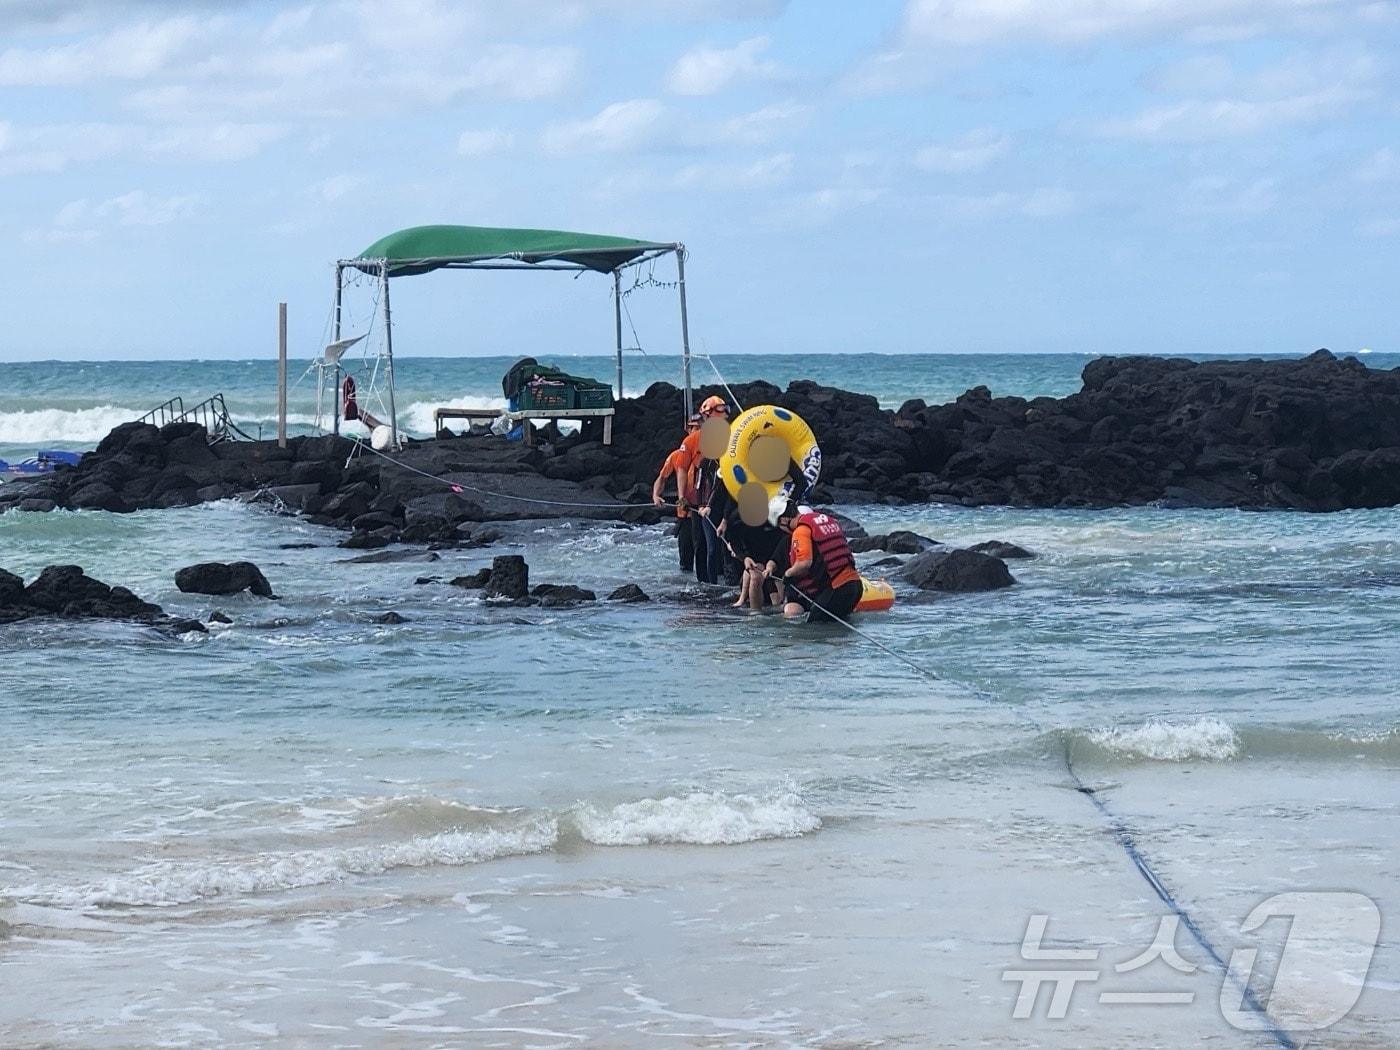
[350,224,677,277]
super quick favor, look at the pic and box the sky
[1,0,1397,361]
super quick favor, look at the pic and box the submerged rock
[371,611,409,624]
[968,540,1035,559]
[850,530,940,555]
[531,584,597,606]
[449,569,490,589]
[900,548,1015,592]
[606,583,650,603]
[174,561,277,599]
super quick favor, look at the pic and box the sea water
[1,354,1398,1047]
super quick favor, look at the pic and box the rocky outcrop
[484,555,529,600]
[900,548,1015,592]
[606,584,650,602]
[174,561,276,599]
[5,350,1399,524]
[0,564,206,633]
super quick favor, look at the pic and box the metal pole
[332,264,343,436]
[277,302,287,448]
[676,246,693,419]
[381,263,399,450]
[613,270,623,400]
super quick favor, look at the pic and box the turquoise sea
[2,353,1398,1047]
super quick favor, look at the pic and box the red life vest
[790,511,855,596]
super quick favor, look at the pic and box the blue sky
[1,0,1397,361]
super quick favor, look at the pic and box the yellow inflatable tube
[719,405,822,508]
[855,577,895,613]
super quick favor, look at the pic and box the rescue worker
[689,395,731,585]
[651,414,701,573]
[770,498,862,623]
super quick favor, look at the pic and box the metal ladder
[138,393,257,443]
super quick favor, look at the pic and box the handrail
[136,393,257,443]
[138,396,184,428]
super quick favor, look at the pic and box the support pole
[676,246,693,419]
[332,264,343,436]
[380,263,399,450]
[613,270,624,400]
[277,302,287,448]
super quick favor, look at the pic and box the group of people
[650,396,864,624]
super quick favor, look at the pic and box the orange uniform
[657,445,696,517]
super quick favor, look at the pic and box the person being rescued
[651,414,702,573]
[769,498,862,623]
[342,375,384,432]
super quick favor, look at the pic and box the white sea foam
[11,818,558,909]
[571,791,821,846]
[0,405,144,444]
[1087,717,1241,762]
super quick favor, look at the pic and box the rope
[789,588,1295,1048]
[694,343,743,414]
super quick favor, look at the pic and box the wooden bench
[433,406,614,446]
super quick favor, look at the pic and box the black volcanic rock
[8,351,1400,524]
[0,564,204,633]
[968,541,1035,559]
[484,555,529,600]
[175,561,276,599]
[900,548,1015,592]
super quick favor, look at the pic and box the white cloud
[933,186,1077,219]
[899,0,1368,47]
[148,123,289,162]
[1177,175,1280,216]
[666,35,783,95]
[673,152,794,189]
[313,174,365,203]
[0,120,286,173]
[457,129,515,156]
[1091,51,1376,141]
[0,16,205,85]
[1358,215,1400,236]
[542,99,669,153]
[36,189,200,241]
[712,100,809,145]
[1356,146,1400,181]
[1140,53,1236,95]
[914,128,1009,173]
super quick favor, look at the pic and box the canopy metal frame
[332,241,694,449]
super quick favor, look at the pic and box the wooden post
[277,302,288,448]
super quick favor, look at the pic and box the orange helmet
[699,395,728,416]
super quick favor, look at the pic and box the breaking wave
[0,405,143,444]
[1085,717,1242,762]
[570,790,821,846]
[401,396,507,436]
[3,790,822,911]
[11,817,559,909]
